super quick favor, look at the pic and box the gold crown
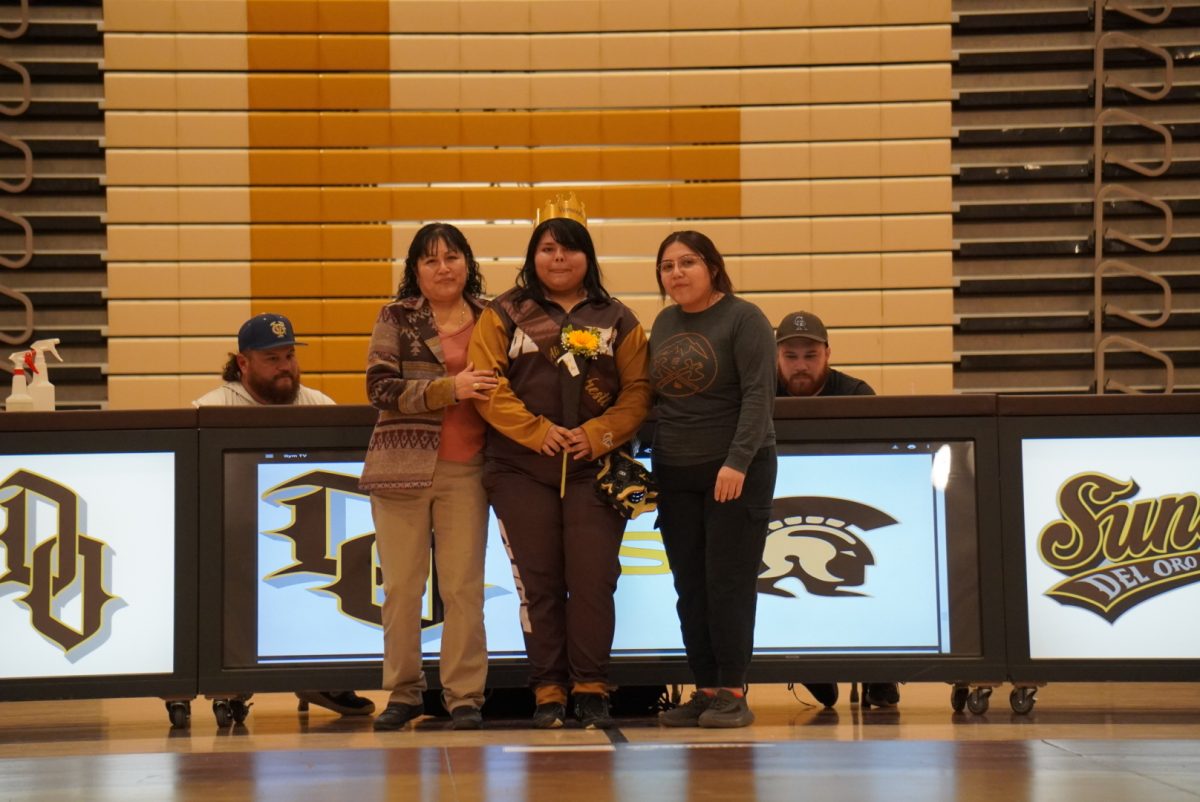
[535,191,588,227]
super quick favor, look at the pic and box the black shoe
[450,705,483,730]
[698,689,754,728]
[573,693,613,730]
[804,683,839,709]
[532,702,566,729]
[864,682,900,707]
[297,690,376,716]
[658,691,714,727]
[373,701,424,730]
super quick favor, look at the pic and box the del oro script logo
[1037,472,1200,622]
[0,470,121,656]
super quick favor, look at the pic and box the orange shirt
[438,319,486,462]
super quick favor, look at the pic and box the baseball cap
[775,311,828,344]
[237,313,305,352]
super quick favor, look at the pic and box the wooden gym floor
[1,683,1198,801]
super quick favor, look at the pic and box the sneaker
[450,705,483,730]
[698,689,754,728]
[373,701,424,731]
[658,690,714,727]
[573,693,613,730]
[864,682,900,707]
[804,682,839,709]
[532,701,566,729]
[297,690,376,716]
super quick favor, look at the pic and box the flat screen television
[1000,409,1200,680]
[0,419,197,700]
[203,407,1002,689]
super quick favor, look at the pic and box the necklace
[434,300,468,331]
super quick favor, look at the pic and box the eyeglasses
[658,254,706,273]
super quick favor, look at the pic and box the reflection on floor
[2,683,1199,801]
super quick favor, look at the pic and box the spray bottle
[28,338,62,411]
[5,351,34,411]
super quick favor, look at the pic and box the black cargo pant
[484,454,626,690]
[653,446,777,688]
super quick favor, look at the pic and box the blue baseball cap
[237,313,305,352]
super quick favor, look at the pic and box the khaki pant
[370,457,488,711]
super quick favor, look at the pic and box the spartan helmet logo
[757,496,898,598]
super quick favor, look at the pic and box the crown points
[535,191,588,227]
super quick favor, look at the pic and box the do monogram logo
[0,470,120,653]
[270,320,287,338]
[261,470,442,631]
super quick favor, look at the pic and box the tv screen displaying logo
[224,440,981,667]
[1023,436,1200,659]
[0,453,176,680]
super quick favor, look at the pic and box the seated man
[776,311,900,710]
[194,313,374,717]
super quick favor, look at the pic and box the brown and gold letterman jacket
[468,287,651,464]
[359,293,488,491]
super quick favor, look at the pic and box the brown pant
[370,457,488,711]
[484,455,625,690]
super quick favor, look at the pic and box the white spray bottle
[5,351,34,412]
[28,338,62,411]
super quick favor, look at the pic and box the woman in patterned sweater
[361,223,499,732]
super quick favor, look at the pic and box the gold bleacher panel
[882,289,954,326]
[881,252,952,288]
[108,376,186,408]
[880,364,954,395]
[107,263,181,299]
[882,327,954,364]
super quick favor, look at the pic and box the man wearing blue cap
[194,313,335,406]
[194,313,372,717]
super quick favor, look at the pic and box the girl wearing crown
[468,210,651,730]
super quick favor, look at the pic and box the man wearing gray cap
[775,311,899,710]
[194,313,373,719]
[775,311,873,398]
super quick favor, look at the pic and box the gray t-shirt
[649,294,776,471]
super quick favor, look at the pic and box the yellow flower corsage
[560,325,602,360]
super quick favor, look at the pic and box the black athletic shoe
[573,693,613,730]
[297,690,376,716]
[658,691,713,727]
[804,683,839,709]
[698,689,754,728]
[373,701,424,730]
[450,705,483,730]
[864,682,901,707]
[532,702,566,729]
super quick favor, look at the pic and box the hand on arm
[452,361,499,402]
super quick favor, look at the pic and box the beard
[784,366,829,397]
[245,368,300,405]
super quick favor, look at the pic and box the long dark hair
[514,218,610,304]
[221,353,241,381]
[654,230,735,300]
[396,222,484,300]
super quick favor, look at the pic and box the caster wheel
[213,700,233,727]
[1010,687,1037,715]
[165,701,190,729]
[966,687,992,715]
[230,698,251,725]
[950,686,969,713]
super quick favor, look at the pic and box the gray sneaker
[698,689,754,728]
[658,691,714,727]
